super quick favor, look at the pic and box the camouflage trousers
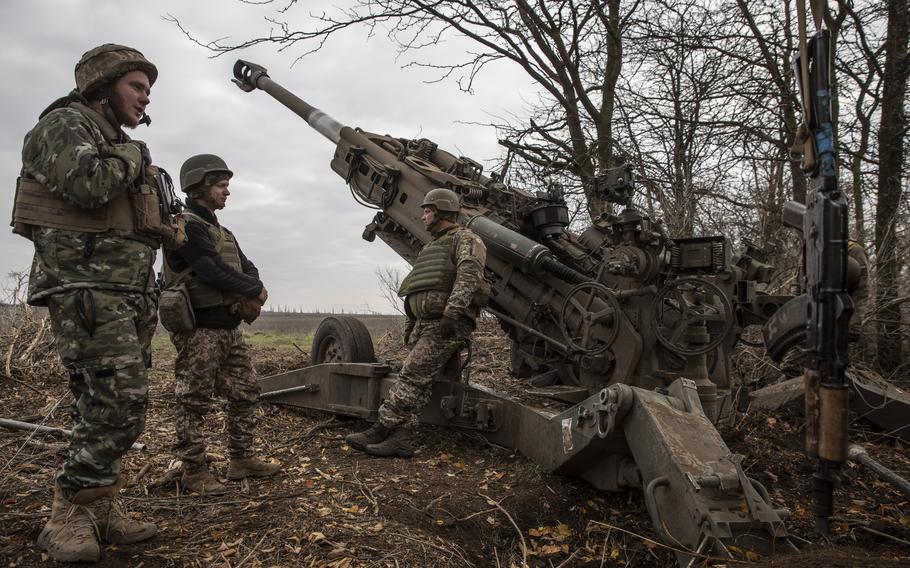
[170,327,260,468]
[378,317,473,429]
[46,289,156,494]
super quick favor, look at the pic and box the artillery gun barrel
[467,216,590,285]
[232,60,344,144]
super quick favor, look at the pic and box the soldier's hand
[231,297,262,324]
[439,316,458,339]
[403,319,415,346]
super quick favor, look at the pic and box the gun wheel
[654,277,734,356]
[559,282,622,356]
[311,316,376,364]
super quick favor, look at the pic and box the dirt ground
[2,311,910,567]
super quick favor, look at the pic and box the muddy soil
[2,316,910,567]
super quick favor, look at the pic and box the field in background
[153,311,405,353]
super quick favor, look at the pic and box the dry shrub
[0,305,62,385]
[251,346,310,376]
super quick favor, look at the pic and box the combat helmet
[421,188,460,213]
[180,154,234,193]
[75,43,158,96]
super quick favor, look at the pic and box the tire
[311,316,376,364]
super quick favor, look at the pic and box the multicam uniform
[163,201,264,469]
[378,225,487,428]
[13,92,160,495]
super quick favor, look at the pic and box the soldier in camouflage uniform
[162,154,280,495]
[11,44,171,563]
[346,188,488,458]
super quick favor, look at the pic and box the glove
[403,319,416,346]
[439,315,459,340]
[230,297,263,324]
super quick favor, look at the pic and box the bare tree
[169,0,634,221]
[173,0,909,370]
[374,265,405,315]
[873,0,910,372]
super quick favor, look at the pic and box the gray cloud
[1,0,535,313]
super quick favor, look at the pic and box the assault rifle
[791,0,852,534]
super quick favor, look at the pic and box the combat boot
[80,476,157,544]
[226,457,282,480]
[180,466,227,495]
[364,428,414,458]
[345,422,391,452]
[36,483,101,563]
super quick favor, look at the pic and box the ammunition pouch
[159,282,196,333]
[11,170,185,248]
[133,164,186,248]
[12,176,134,238]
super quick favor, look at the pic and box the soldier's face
[109,70,151,128]
[201,179,230,211]
[421,206,438,230]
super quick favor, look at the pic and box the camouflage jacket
[164,200,263,329]
[19,92,155,305]
[405,225,487,322]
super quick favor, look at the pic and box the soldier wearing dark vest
[346,188,488,458]
[163,154,280,495]
[11,43,177,563]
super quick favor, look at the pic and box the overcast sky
[1,0,536,313]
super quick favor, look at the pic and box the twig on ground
[457,506,499,522]
[480,492,527,567]
[299,417,337,443]
[390,532,473,567]
[586,520,748,564]
[20,317,49,364]
[129,463,153,487]
[0,371,43,394]
[235,529,272,568]
[555,546,586,568]
[352,466,379,515]
[291,342,307,356]
[599,526,612,568]
[149,467,183,489]
[423,492,450,512]
[857,525,910,547]
[0,393,66,484]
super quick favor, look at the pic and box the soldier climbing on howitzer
[160,154,280,495]
[10,43,183,563]
[346,188,489,458]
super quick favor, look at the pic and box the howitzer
[233,60,797,563]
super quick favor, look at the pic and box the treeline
[177,0,910,375]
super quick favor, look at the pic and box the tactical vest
[11,102,173,247]
[398,230,457,298]
[165,210,244,309]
